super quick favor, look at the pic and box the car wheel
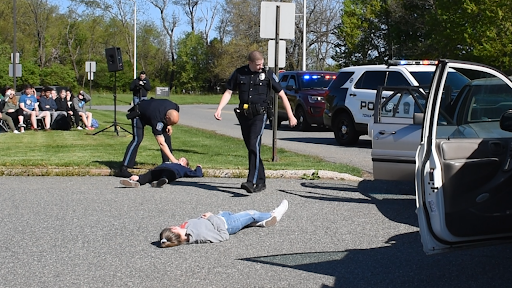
[333,113,359,145]
[294,107,311,131]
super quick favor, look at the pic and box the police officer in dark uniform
[130,71,151,105]
[118,98,180,177]
[214,51,297,193]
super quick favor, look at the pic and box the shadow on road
[241,232,512,287]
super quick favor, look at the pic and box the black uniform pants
[237,112,267,185]
[137,169,178,185]
[122,117,173,168]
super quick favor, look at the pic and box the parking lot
[2,176,512,287]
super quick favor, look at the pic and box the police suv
[323,60,469,145]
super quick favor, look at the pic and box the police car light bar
[388,60,438,66]
[303,75,337,80]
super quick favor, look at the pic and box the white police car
[372,59,512,254]
[323,60,469,145]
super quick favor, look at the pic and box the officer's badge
[259,73,266,81]
[156,122,164,131]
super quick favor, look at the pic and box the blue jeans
[218,210,272,234]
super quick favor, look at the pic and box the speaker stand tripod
[94,71,131,136]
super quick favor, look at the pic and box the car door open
[416,60,512,254]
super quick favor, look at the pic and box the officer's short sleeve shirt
[138,99,180,136]
[225,65,283,105]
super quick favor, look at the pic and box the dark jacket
[38,96,58,111]
[130,77,151,98]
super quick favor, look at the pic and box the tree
[174,32,209,92]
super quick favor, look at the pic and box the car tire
[295,106,311,131]
[333,112,359,145]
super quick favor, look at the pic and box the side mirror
[500,110,512,132]
[413,112,424,125]
[285,84,294,91]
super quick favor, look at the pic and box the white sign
[156,87,170,98]
[87,71,94,80]
[267,40,286,68]
[11,53,20,63]
[9,64,22,77]
[260,2,296,39]
[85,61,96,72]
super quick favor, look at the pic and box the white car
[323,60,469,145]
[372,59,512,254]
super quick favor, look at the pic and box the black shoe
[253,183,267,193]
[116,166,132,178]
[241,182,255,193]
[151,178,168,188]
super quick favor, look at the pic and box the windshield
[410,71,469,91]
[299,74,336,89]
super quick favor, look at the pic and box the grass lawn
[89,92,237,106]
[0,105,361,178]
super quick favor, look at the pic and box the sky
[51,0,217,40]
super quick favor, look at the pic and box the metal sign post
[85,61,96,109]
[260,1,295,162]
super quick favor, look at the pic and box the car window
[299,74,335,89]
[331,71,354,89]
[288,75,297,89]
[354,71,386,90]
[378,88,426,124]
[437,69,512,139]
[279,74,289,85]
[410,71,469,92]
[385,71,410,86]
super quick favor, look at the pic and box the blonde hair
[248,51,263,62]
[159,228,185,248]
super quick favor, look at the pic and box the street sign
[267,40,286,68]
[11,53,20,63]
[9,64,22,77]
[85,61,96,72]
[87,72,94,80]
[260,2,295,39]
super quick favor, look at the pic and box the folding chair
[0,119,9,132]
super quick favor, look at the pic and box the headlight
[308,96,325,103]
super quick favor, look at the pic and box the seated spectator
[1,87,24,133]
[72,90,94,130]
[56,89,79,129]
[19,85,51,131]
[39,86,66,125]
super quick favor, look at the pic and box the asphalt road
[2,176,511,288]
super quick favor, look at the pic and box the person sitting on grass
[159,200,289,247]
[119,157,203,188]
[72,90,94,130]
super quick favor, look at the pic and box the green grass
[0,108,361,177]
[89,92,238,106]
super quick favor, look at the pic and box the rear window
[299,74,337,89]
[329,71,354,90]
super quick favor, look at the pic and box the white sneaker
[77,126,83,130]
[13,130,20,134]
[254,200,289,227]
[120,179,140,188]
[272,200,289,221]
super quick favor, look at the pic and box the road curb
[0,168,363,181]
